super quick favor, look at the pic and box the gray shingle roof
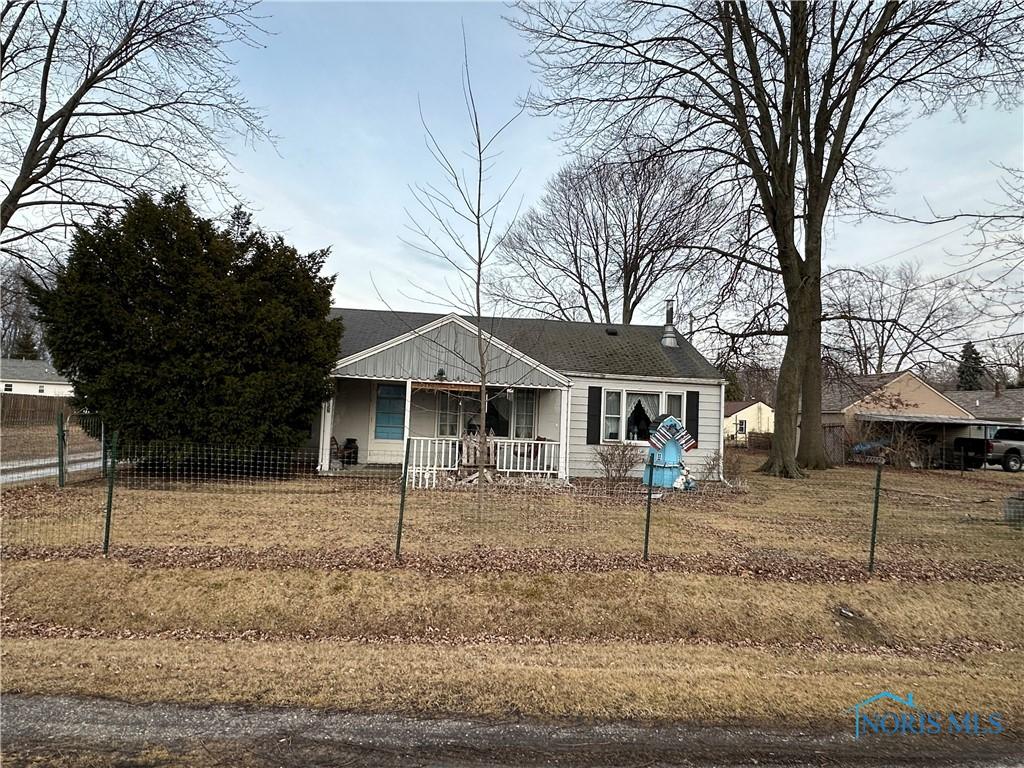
[0,358,68,384]
[330,308,721,381]
[943,389,1024,423]
[820,372,905,412]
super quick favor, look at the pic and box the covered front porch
[317,378,569,482]
[316,314,573,482]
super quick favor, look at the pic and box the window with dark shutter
[685,391,700,447]
[586,386,602,445]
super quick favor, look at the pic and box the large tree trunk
[795,218,829,470]
[796,310,829,470]
[760,329,807,478]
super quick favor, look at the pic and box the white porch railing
[407,436,559,487]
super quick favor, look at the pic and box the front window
[624,392,659,441]
[513,390,536,438]
[603,391,621,440]
[667,393,682,419]
[437,392,459,437]
[738,419,747,435]
[485,389,512,438]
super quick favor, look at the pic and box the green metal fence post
[395,438,412,561]
[56,411,65,488]
[103,431,119,556]
[867,461,882,574]
[100,421,107,478]
[643,453,654,562]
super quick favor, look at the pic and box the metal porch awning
[854,413,1019,427]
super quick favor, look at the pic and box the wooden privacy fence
[823,424,847,466]
[1,394,73,423]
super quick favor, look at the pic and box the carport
[854,412,1018,469]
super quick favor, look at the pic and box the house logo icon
[845,691,1006,739]
[846,691,917,739]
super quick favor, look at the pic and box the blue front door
[374,383,405,440]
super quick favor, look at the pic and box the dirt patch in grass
[3,637,1019,728]
[4,560,1021,652]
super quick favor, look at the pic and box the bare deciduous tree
[0,256,42,356]
[986,335,1024,389]
[513,1,1024,477]
[403,40,521,489]
[822,261,971,375]
[1,0,266,271]
[495,149,723,324]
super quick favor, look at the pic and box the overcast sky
[225,1,1023,326]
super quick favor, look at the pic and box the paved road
[0,451,102,483]
[2,695,1021,767]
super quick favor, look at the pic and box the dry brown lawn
[2,451,1022,727]
[1,423,100,464]
[4,560,1021,649]
[3,638,1019,727]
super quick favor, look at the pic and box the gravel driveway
[2,694,1021,767]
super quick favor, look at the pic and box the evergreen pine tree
[956,342,986,391]
[723,368,745,401]
[11,329,40,359]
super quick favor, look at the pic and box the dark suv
[987,427,1024,472]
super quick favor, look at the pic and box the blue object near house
[645,414,684,488]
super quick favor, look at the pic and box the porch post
[558,385,571,479]
[403,379,412,458]
[718,382,726,480]
[317,397,333,473]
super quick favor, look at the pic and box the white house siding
[565,375,723,480]
[724,402,774,443]
[0,380,73,397]
[331,378,372,454]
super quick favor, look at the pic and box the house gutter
[561,371,727,386]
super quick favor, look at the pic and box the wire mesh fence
[2,434,1022,573]
[1,410,103,487]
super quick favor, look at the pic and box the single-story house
[817,371,1017,466]
[315,302,725,480]
[723,400,773,443]
[0,358,73,397]
[943,387,1024,430]
[820,371,973,428]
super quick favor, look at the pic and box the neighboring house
[943,387,1024,429]
[723,400,773,443]
[0,358,73,397]
[816,371,1017,466]
[315,302,725,480]
[820,371,973,428]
